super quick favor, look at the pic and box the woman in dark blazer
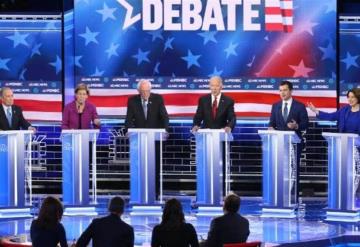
[308,88,360,134]
[30,196,68,247]
[151,198,199,247]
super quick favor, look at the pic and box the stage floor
[0,197,360,247]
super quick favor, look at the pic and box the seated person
[30,196,68,247]
[201,194,250,247]
[151,198,199,247]
[76,196,134,247]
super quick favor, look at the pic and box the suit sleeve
[226,99,236,130]
[297,103,309,131]
[193,97,204,127]
[61,105,70,129]
[158,95,169,130]
[124,98,135,130]
[269,104,276,129]
[76,220,95,247]
[318,110,340,122]
[205,219,218,247]
[18,107,31,130]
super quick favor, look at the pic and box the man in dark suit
[125,79,169,130]
[201,194,249,247]
[0,87,35,131]
[125,79,169,198]
[192,76,236,132]
[269,80,309,200]
[76,196,134,247]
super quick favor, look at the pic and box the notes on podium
[0,130,34,218]
[128,128,167,215]
[258,130,300,218]
[194,129,233,215]
[322,132,360,222]
[61,129,99,216]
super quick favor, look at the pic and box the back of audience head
[108,196,125,215]
[161,198,185,230]
[223,194,241,214]
[36,196,64,229]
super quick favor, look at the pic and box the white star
[96,3,117,22]
[289,60,314,77]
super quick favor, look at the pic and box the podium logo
[117,0,293,32]
[0,144,7,152]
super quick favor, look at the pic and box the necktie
[142,100,147,119]
[212,97,218,119]
[283,102,288,121]
[6,107,12,127]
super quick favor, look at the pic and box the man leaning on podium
[0,87,36,131]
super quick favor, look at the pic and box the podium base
[196,206,223,216]
[64,206,98,216]
[0,207,32,219]
[130,205,163,216]
[326,210,360,222]
[261,207,296,218]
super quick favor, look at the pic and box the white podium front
[61,129,99,215]
[194,129,233,212]
[128,128,166,209]
[258,130,300,218]
[322,132,360,222]
[0,130,33,218]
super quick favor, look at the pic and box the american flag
[265,0,293,32]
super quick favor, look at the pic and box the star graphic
[289,60,314,77]
[198,31,217,45]
[341,52,359,70]
[49,55,62,75]
[164,37,174,52]
[296,19,318,36]
[224,42,238,59]
[105,43,120,59]
[79,26,99,46]
[74,56,83,68]
[181,49,201,69]
[0,57,11,71]
[147,30,163,42]
[208,67,223,77]
[96,3,117,22]
[324,2,336,14]
[154,62,160,74]
[6,30,29,48]
[19,68,27,80]
[123,71,136,77]
[132,48,150,65]
[91,67,105,77]
[31,43,42,58]
[319,43,335,61]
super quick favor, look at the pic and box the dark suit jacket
[193,94,236,130]
[269,99,309,138]
[76,214,134,247]
[125,93,169,130]
[0,104,31,130]
[205,213,249,247]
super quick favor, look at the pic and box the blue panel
[0,136,9,206]
[62,135,74,205]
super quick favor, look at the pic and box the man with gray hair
[0,87,35,131]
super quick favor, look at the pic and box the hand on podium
[93,118,101,128]
[268,127,275,130]
[287,119,299,130]
[223,126,232,133]
[191,125,200,133]
[28,126,36,133]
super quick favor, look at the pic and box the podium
[194,129,233,212]
[128,128,166,210]
[322,132,360,222]
[0,130,33,218]
[61,129,99,215]
[258,130,300,218]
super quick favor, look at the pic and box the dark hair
[108,196,125,214]
[347,88,360,103]
[223,194,241,213]
[75,83,90,95]
[280,80,293,91]
[36,196,63,229]
[160,198,185,230]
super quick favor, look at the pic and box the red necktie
[212,97,218,119]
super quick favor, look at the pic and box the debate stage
[1,197,360,247]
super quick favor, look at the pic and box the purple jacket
[61,100,99,129]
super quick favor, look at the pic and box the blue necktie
[142,100,147,119]
[6,107,12,127]
[283,102,288,121]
